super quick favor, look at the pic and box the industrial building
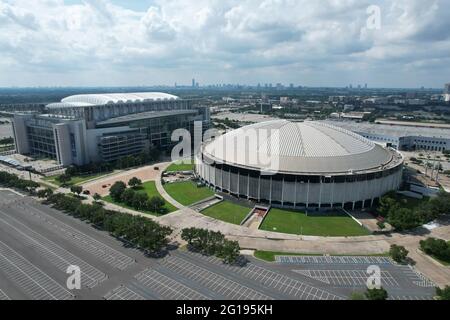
[195,120,403,209]
[324,120,450,152]
[12,92,210,166]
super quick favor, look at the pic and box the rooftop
[323,120,450,139]
[46,92,180,108]
[96,109,197,126]
[202,120,402,174]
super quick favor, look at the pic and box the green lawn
[254,250,389,262]
[44,172,112,186]
[259,209,370,237]
[163,181,214,206]
[201,201,251,225]
[165,160,194,172]
[103,181,177,215]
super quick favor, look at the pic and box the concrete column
[306,180,310,208]
[294,177,297,209]
[269,176,273,204]
[318,178,323,209]
[247,173,250,200]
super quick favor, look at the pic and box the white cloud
[0,0,449,87]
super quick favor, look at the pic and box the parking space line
[0,240,74,300]
[104,286,145,300]
[0,210,107,288]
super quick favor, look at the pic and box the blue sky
[0,0,449,88]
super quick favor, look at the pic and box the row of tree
[45,193,172,253]
[379,191,450,231]
[420,237,450,263]
[0,137,13,145]
[109,180,167,214]
[181,228,241,265]
[0,172,40,194]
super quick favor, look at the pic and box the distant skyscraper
[445,83,450,94]
[444,83,450,102]
[192,78,195,87]
[364,83,368,89]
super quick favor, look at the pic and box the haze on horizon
[0,0,449,89]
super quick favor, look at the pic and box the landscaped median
[259,208,370,237]
[104,181,177,216]
[163,180,214,206]
[253,250,390,262]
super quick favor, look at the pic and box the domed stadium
[195,120,404,209]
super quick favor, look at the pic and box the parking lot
[273,255,436,298]
[0,189,438,300]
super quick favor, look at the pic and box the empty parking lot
[0,189,437,300]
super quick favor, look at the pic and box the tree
[387,207,420,231]
[181,228,197,246]
[131,192,149,210]
[57,174,72,185]
[37,188,53,199]
[389,244,409,264]
[128,177,142,189]
[219,240,241,265]
[420,237,450,262]
[436,286,450,300]
[147,196,166,213]
[365,287,388,300]
[70,185,83,196]
[121,188,136,206]
[109,181,126,202]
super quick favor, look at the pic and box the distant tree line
[0,137,13,145]
[379,191,450,231]
[420,237,450,264]
[44,193,172,253]
[0,172,40,194]
[109,179,168,215]
[181,228,241,265]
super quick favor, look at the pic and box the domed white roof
[202,120,399,174]
[47,92,179,108]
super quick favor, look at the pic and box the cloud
[0,0,449,87]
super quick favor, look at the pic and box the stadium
[195,120,404,209]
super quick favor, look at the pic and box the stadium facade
[12,92,210,166]
[195,120,403,209]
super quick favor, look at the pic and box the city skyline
[0,0,449,88]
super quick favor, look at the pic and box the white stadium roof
[47,92,179,108]
[202,120,402,174]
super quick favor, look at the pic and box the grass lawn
[163,181,214,206]
[103,181,177,216]
[254,250,389,262]
[165,160,194,172]
[44,172,112,186]
[259,209,370,237]
[429,254,450,266]
[201,201,251,225]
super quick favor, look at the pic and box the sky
[0,0,449,88]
